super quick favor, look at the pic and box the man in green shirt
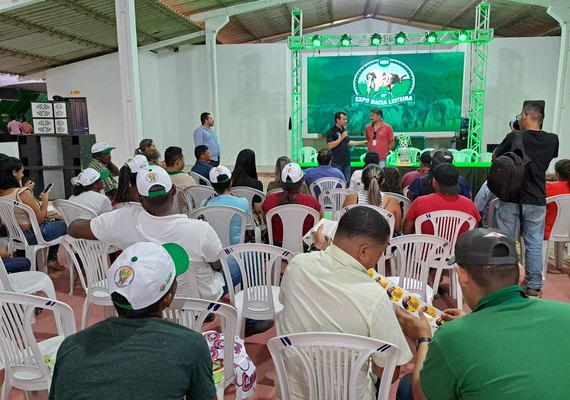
[396,228,570,400]
[49,242,216,400]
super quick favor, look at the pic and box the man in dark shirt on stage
[326,111,366,182]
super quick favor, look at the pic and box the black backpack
[488,131,530,202]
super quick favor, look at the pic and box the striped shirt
[88,158,117,194]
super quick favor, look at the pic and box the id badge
[372,139,377,146]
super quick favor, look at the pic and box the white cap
[126,155,149,173]
[91,141,115,154]
[136,166,172,197]
[281,163,304,184]
[209,165,232,183]
[73,168,109,187]
[107,242,189,311]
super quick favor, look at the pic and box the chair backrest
[266,205,321,253]
[398,147,421,163]
[459,149,479,162]
[300,147,318,163]
[487,197,500,228]
[163,298,238,385]
[191,206,248,247]
[189,171,213,187]
[267,188,284,197]
[383,192,411,217]
[183,185,216,210]
[479,152,493,162]
[546,194,570,243]
[229,186,266,207]
[53,199,97,225]
[386,151,398,164]
[321,189,353,221]
[448,149,468,162]
[0,291,76,389]
[268,332,401,400]
[171,187,189,216]
[0,258,16,291]
[0,198,45,248]
[309,177,345,201]
[389,235,449,302]
[220,243,294,320]
[359,153,366,163]
[341,204,395,239]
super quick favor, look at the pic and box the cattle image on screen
[307,52,465,134]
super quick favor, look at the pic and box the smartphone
[42,183,54,193]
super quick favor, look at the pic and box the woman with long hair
[113,155,149,205]
[343,164,402,232]
[231,149,264,212]
[134,139,155,156]
[266,155,310,194]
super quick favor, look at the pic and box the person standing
[365,108,395,168]
[20,118,33,134]
[193,112,220,167]
[7,116,21,135]
[326,111,366,182]
[493,103,558,298]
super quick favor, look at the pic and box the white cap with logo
[91,141,115,154]
[126,155,149,173]
[71,168,109,187]
[136,166,173,197]
[209,165,232,183]
[281,163,304,184]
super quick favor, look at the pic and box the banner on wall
[307,52,465,134]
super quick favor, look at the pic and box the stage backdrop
[307,52,465,134]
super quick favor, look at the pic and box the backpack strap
[510,131,531,166]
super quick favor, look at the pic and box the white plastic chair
[487,197,500,228]
[163,298,239,400]
[479,152,493,162]
[268,332,401,400]
[543,194,570,279]
[0,198,63,273]
[459,149,478,162]
[321,189,353,221]
[341,204,395,239]
[398,147,421,163]
[266,188,284,197]
[265,205,320,254]
[229,186,266,242]
[220,243,294,337]
[309,177,345,201]
[421,148,435,155]
[387,235,449,304]
[191,206,248,247]
[189,171,213,187]
[300,147,317,163]
[52,199,97,225]
[0,291,76,400]
[386,151,398,164]
[384,192,411,217]
[182,185,216,210]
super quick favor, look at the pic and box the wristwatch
[415,337,432,350]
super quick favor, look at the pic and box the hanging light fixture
[395,32,407,45]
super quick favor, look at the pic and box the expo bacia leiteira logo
[352,58,415,107]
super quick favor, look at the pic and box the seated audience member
[113,155,149,206]
[267,155,310,194]
[0,157,66,271]
[343,164,402,232]
[407,149,472,200]
[163,146,195,189]
[349,151,379,191]
[380,166,403,194]
[69,168,113,217]
[1,248,31,273]
[545,159,570,240]
[262,163,321,246]
[396,228,570,400]
[143,148,161,166]
[68,165,225,301]
[134,138,156,156]
[49,242,216,400]
[232,149,264,213]
[400,151,431,190]
[278,207,412,399]
[403,164,480,235]
[88,141,119,199]
[474,180,497,227]
[303,148,346,187]
[191,145,214,182]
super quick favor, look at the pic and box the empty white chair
[0,258,58,302]
[163,298,239,400]
[191,206,248,247]
[384,192,411,217]
[460,148,479,162]
[268,332,401,400]
[479,152,493,162]
[398,147,421,163]
[309,177,345,201]
[421,148,435,155]
[300,147,317,163]
[220,243,294,337]
[321,188,353,221]
[53,199,97,225]
[386,151,398,164]
[182,185,216,210]
[265,205,320,254]
[543,194,570,279]
[189,171,213,187]
[0,291,76,400]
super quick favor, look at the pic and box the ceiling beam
[442,0,481,29]
[493,5,537,31]
[140,0,203,31]
[530,22,562,36]
[139,31,205,52]
[0,0,44,12]
[190,0,297,22]
[0,45,62,63]
[408,0,433,23]
[232,16,261,41]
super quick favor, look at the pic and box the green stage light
[311,35,322,47]
[371,33,381,46]
[340,34,351,46]
[458,30,469,42]
[395,32,407,45]
[426,31,438,44]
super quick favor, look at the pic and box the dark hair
[361,165,385,207]
[232,149,258,185]
[200,112,210,124]
[554,159,569,175]
[111,278,176,318]
[316,149,332,166]
[194,145,209,160]
[0,157,23,190]
[273,156,291,187]
[144,149,160,164]
[278,180,303,206]
[164,146,183,167]
[334,111,346,123]
[135,139,153,155]
[371,108,383,118]
[460,263,519,292]
[557,160,570,188]
[380,167,402,194]
[363,152,380,166]
[72,182,96,196]
[522,103,544,123]
[335,206,390,245]
[114,164,138,203]
[212,178,231,195]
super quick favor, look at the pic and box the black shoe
[525,288,542,298]
[244,320,274,337]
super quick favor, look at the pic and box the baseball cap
[107,242,189,311]
[209,165,232,183]
[281,163,304,184]
[91,141,115,154]
[136,166,173,197]
[72,168,109,186]
[448,228,519,266]
[430,149,453,167]
[420,151,432,164]
[126,155,149,173]
[432,163,460,194]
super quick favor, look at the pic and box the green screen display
[307,52,465,134]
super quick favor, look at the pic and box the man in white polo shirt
[68,165,225,301]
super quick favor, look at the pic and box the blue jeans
[379,159,386,168]
[333,163,351,183]
[220,256,243,295]
[396,373,413,400]
[23,220,67,261]
[2,257,31,273]
[495,201,546,290]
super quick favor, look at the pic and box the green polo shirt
[420,285,570,399]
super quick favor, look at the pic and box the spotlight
[457,30,469,42]
[311,35,322,47]
[395,32,407,45]
[371,33,381,46]
[340,34,351,46]
[426,31,438,44]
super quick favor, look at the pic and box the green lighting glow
[395,32,407,45]
[426,31,438,43]
[312,35,322,47]
[340,34,351,46]
[371,33,381,46]
[458,30,469,41]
